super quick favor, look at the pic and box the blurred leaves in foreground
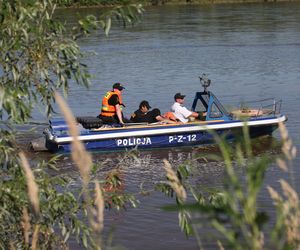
[0,0,142,248]
[2,0,298,249]
[159,122,299,250]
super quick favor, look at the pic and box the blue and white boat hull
[44,115,287,153]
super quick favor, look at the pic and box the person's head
[112,83,125,93]
[139,100,151,113]
[174,93,185,104]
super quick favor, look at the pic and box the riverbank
[56,0,300,8]
[149,0,300,5]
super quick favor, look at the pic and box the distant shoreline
[57,0,300,9]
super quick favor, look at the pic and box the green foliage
[0,0,143,248]
[0,0,143,123]
[0,155,91,248]
[0,0,90,121]
[100,170,138,210]
[73,3,143,37]
[158,125,296,249]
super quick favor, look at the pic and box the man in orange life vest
[98,83,127,125]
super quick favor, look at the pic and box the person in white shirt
[171,93,206,123]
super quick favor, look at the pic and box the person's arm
[108,94,124,124]
[115,104,124,124]
[190,111,206,120]
[190,111,199,118]
[180,106,206,121]
[130,111,139,123]
[179,106,193,118]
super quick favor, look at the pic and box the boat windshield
[210,92,230,117]
[194,93,209,112]
[192,91,231,121]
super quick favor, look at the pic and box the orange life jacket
[162,112,178,121]
[100,91,123,117]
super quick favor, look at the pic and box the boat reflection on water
[23,133,281,171]
[20,125,282,199]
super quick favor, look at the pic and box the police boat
[38,75,287,153]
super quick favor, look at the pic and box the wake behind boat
[33,75,287,153]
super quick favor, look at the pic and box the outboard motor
[30,137,48,151]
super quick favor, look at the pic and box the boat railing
[231,98,282,118]
[243,98,282,114]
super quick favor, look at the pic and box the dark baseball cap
[139,100,151,109]
[112,83,125,91]
[174,93,186,100]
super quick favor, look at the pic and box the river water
[28,2,300,249]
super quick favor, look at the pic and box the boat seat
[230,109,264,118]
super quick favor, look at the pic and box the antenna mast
[199,74,211,92]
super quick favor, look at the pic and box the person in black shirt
[130,101,175,124]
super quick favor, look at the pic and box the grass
[159,121,299,249]
[16,93,298,249]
